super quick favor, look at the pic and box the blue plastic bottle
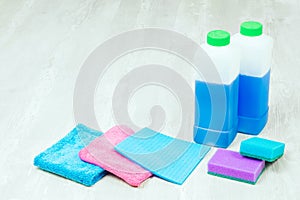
[194,30,240,148]
[232,21,273,135]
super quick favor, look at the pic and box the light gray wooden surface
[0,0,299,199]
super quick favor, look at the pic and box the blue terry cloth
[34,124,106,186]
[115,128,210,185]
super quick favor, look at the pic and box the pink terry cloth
[79,125,152,187]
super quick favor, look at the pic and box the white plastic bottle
[194,30,240,148]
[232,21,273,135]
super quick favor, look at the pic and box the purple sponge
[208,149,265,184]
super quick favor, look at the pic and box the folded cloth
[115,128,211,185]
[34,124,106,186]
[79,125,152,187]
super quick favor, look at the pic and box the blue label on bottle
[238,70,270,135]
[194,77,239,148]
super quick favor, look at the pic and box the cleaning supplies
[240,137,285,162]
[194,30,240,148]
[34,124,106,186]
[115,127,210,185]
[232,21,273,135]
[79,125,152,187]
[208,149,265,184]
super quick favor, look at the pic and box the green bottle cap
[240,21,263,36]
[207,30,230,46]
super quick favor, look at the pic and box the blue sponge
[34,124,106,186]
[115,128,210,185]
[240,137,285,162]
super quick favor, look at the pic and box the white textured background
[0,0,299,199]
